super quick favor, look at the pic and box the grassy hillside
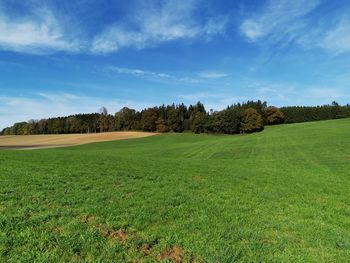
[1,119,350,262]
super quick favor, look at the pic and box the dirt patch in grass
[157,246,185,262]
[101,229,129,243]
[110,229,128,243]
[81,214,96,224]
[141,243,153,256]
[0,131,155,150]
[78,213,195,261]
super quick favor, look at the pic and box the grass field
[1,119,350,262]
[0,131,155,149]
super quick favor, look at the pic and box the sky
[1,0,350,129]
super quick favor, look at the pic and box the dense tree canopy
[280,104,350,123]
[2,101,350,136]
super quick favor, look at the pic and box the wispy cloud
[91,1,227,53]
[314,20,350,54]
[198,71,229,79]
[240,0,321,43]
[0,6,80,54]
[38,92,81,102]
[240,0,350,55]
[0,1,227,55]
[107,66,232,83]
[106,66,200,83]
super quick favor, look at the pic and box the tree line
[280,102,350,123]
[1,101,349,136]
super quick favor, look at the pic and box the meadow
[1,119,350,262]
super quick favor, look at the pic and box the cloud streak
[240,0,350,55]
[198,71,229,79]
[240,0,321,42]
[107,66,202,83]
[0,1,227,55]
[315,20,350,54]
[91,0,227,53]
[1,0,350,56]
[107,66,231,83]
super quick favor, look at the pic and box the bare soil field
[0,132,155,149]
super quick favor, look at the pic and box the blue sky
[1,0,350,129]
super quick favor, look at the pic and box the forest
[1,101,350,136]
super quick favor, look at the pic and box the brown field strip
[0,132,156,149]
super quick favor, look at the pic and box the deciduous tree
[266,107,285,125]
[241,108,264,133]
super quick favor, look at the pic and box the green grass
[1,119,350,262]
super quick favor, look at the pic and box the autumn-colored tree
[266,107,285,125]
[241,108,264,133]
[156,118,169,133]
[141,108,158,132]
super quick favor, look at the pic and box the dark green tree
[115,107,138,131]
[192,112,207,134]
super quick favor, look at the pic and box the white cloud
[91,1,227,53]
[0,7,80,53]
[318,20,350,54]
[108,67,171,79]
[0,1,227,55]
[107,66,199,83]
[0,93,154,130]
[198,71,229,79]
[240,0,320,43]
[240,0,350,55]
[240,20,264,41]
[38,92,81,102]
[107,67,230,83]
